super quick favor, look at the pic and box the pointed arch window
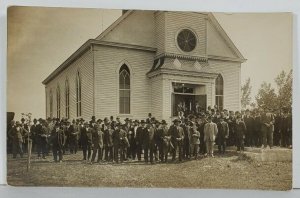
[50,89,53,118]
[119,64,130,114]
[56,85,61,119]
[65,79,70,119]
[215,74,224,110]
[76,71,82,117]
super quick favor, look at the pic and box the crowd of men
[7,106,292,164]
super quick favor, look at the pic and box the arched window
[50,89,53,118]
[119,64,130,114]
[76,71,82,117]
[215,74,224,110]
[56,85,61,119]
[65,79,70,119]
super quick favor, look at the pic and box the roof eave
[42,40,92,85]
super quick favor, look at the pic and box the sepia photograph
[6,7,293,190]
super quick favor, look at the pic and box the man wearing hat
[216,116,229,155]
[127,118,136,160]
[9,121,26,158]
[143,119,157,164]
[36,118,48,159]
[20,118,29,153]
[50,122,66,162]
[197,114,207,155]
[30,118,38,153]
[69,119,79,154]
[91,123,104,163]
[157,120,170,162]
[103,121,114,161]
[90,116,96,127]
[235,115,246,152]
[169,119,184,162]
[204,116,218,157]
[182,118,191,160]
[244,109,254,147]
[136,120,146,161]
[80,122,93,161]
[112,123,121,163]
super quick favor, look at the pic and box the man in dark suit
[169,119,184,162]
[182,118,190,160]
[30,119,38,153]
[80,122,93,161]
[136,120,146,161]
[157,120,169,162]
[51,122,66,162]
[91,124,104,163]
[235,115,246,152]
[216,116,229,154]
[9,121,26,158]
[112,123,121,163]
[143,120,156,164]
[36,118,48,159]
[243,109,254,147]
[69,119,79,154]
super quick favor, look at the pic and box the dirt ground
[7,151,292,190]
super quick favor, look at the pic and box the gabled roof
[95,10,134,40]
[207,13,246,61]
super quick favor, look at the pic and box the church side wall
[208,59,241,111]
[150,75,163,120]
[45,49,94,120]
[93,45,154,120]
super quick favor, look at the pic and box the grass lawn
[7,150,292,190]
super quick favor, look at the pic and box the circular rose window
[177,29,197,52]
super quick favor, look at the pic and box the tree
[241,78,252,109]
[275,69,292,111]
[255,82,277,110]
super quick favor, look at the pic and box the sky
[7,7,292,121]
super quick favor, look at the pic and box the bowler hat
[161,120,167,125]
[21,118,25,122]
[172,119,181,123]
[124,118,130,122]
[91,116,96,120]
[140,120,146,124]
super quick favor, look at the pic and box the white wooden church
[42,10,246,122]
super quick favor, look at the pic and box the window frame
[56,85,61,119]
[65,79,70,119]
[215,74,224,110]
[119,64,131,115]
[76,71,82,117]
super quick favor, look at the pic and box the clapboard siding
[45,49,94,120]
[101,10,155,48]
[93,45,154,120]
[164,12,207,57]
[154,12,166,56]
[150,75,163,120]
[208,59,241,111]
